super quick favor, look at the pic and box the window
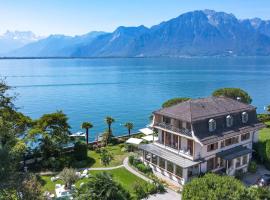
[221,141,225,148]
[226,115,233,127]
[207,142,218,152]
[242,112,248,123]
[187,139,194,155]
[165,132,171,146]
[172,134,179,149]
[209,119,216,132]
[224,136,239,146]
[241,133,250,141]
[175,165,183,177]
[159,158,166,169]
[242,155,248,165]
[152,154,157,165]
[145,152,151,162]
[186,122,191,130]
[207,157,218,171]
[167,161,174,173]
[163,116,171,124]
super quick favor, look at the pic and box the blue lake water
[0,57,270,141]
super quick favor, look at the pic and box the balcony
[154,122,192,137]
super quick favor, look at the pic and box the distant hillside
[0,31,42,54]
[4,10,270,57]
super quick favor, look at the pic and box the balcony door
[187,139,194,156]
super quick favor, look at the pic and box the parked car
[257,174,270,187]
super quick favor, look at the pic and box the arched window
[226,115,233,127]
[242,112,248,123]
[209,119,216,132]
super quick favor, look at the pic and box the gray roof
[154,96,255,122]
[139,143,201,168]
[200,123,265,145]
[216,145,252,160]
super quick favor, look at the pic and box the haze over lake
[1,57,270,141]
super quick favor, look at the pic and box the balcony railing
[154,122,192,137]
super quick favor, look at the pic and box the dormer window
[226,115,233,127]
[209,119,216,132]
[242,112,248,123]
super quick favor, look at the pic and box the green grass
[58,143,130,169]
[87,144,129,168]
[39,167,146,196]
[91,168,146,194]
[259,121,270,142]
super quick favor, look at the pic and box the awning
[141,135,158,142]
[139,128,153,135]
[139,143,201,168]
[216,145,252,160]
[126,138,143,145]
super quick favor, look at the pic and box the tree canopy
[212,88,252,104]
[182,173,259,200]
[162,97,191,108]
[73,172,130,200]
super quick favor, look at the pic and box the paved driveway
[242,164,270,186]
[147,189,181,200]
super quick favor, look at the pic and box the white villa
[139,96,265,185]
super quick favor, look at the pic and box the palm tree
[105,116,115,135]
[59,167,79,189]
[81,122,93,145]
[124,122,134,137]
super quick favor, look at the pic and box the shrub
[74,142,88,161]
[133,181,149,200]
[128,155,135,165]
[135,163,152,174]
[248,161,257,173]
[235,170,244,180]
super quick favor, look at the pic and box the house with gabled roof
[139,96,265,185]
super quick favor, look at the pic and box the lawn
[39,167,146,196]
[61,143,130,169]
[87,144,130,168]
[259,121,270,142]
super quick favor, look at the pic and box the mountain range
[3,10,270,57]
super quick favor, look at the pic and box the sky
[0,0,270,36]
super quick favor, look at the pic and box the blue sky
[0,0,269,36]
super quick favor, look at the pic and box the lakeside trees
[212,88,252,104]
[81,121,93,145]
[162,97,191,108]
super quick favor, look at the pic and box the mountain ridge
[4,10,270,57]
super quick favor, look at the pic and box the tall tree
[105,116,115,135]
[29,111,71,159]
[81,122,93,145]
[182,173,258,200]
[99,148,113,166]
[212,88,252,104]
[0,80,32,197]
[73,172,130,200]
[124,122,133,137]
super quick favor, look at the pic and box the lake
[1,57,270,141]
